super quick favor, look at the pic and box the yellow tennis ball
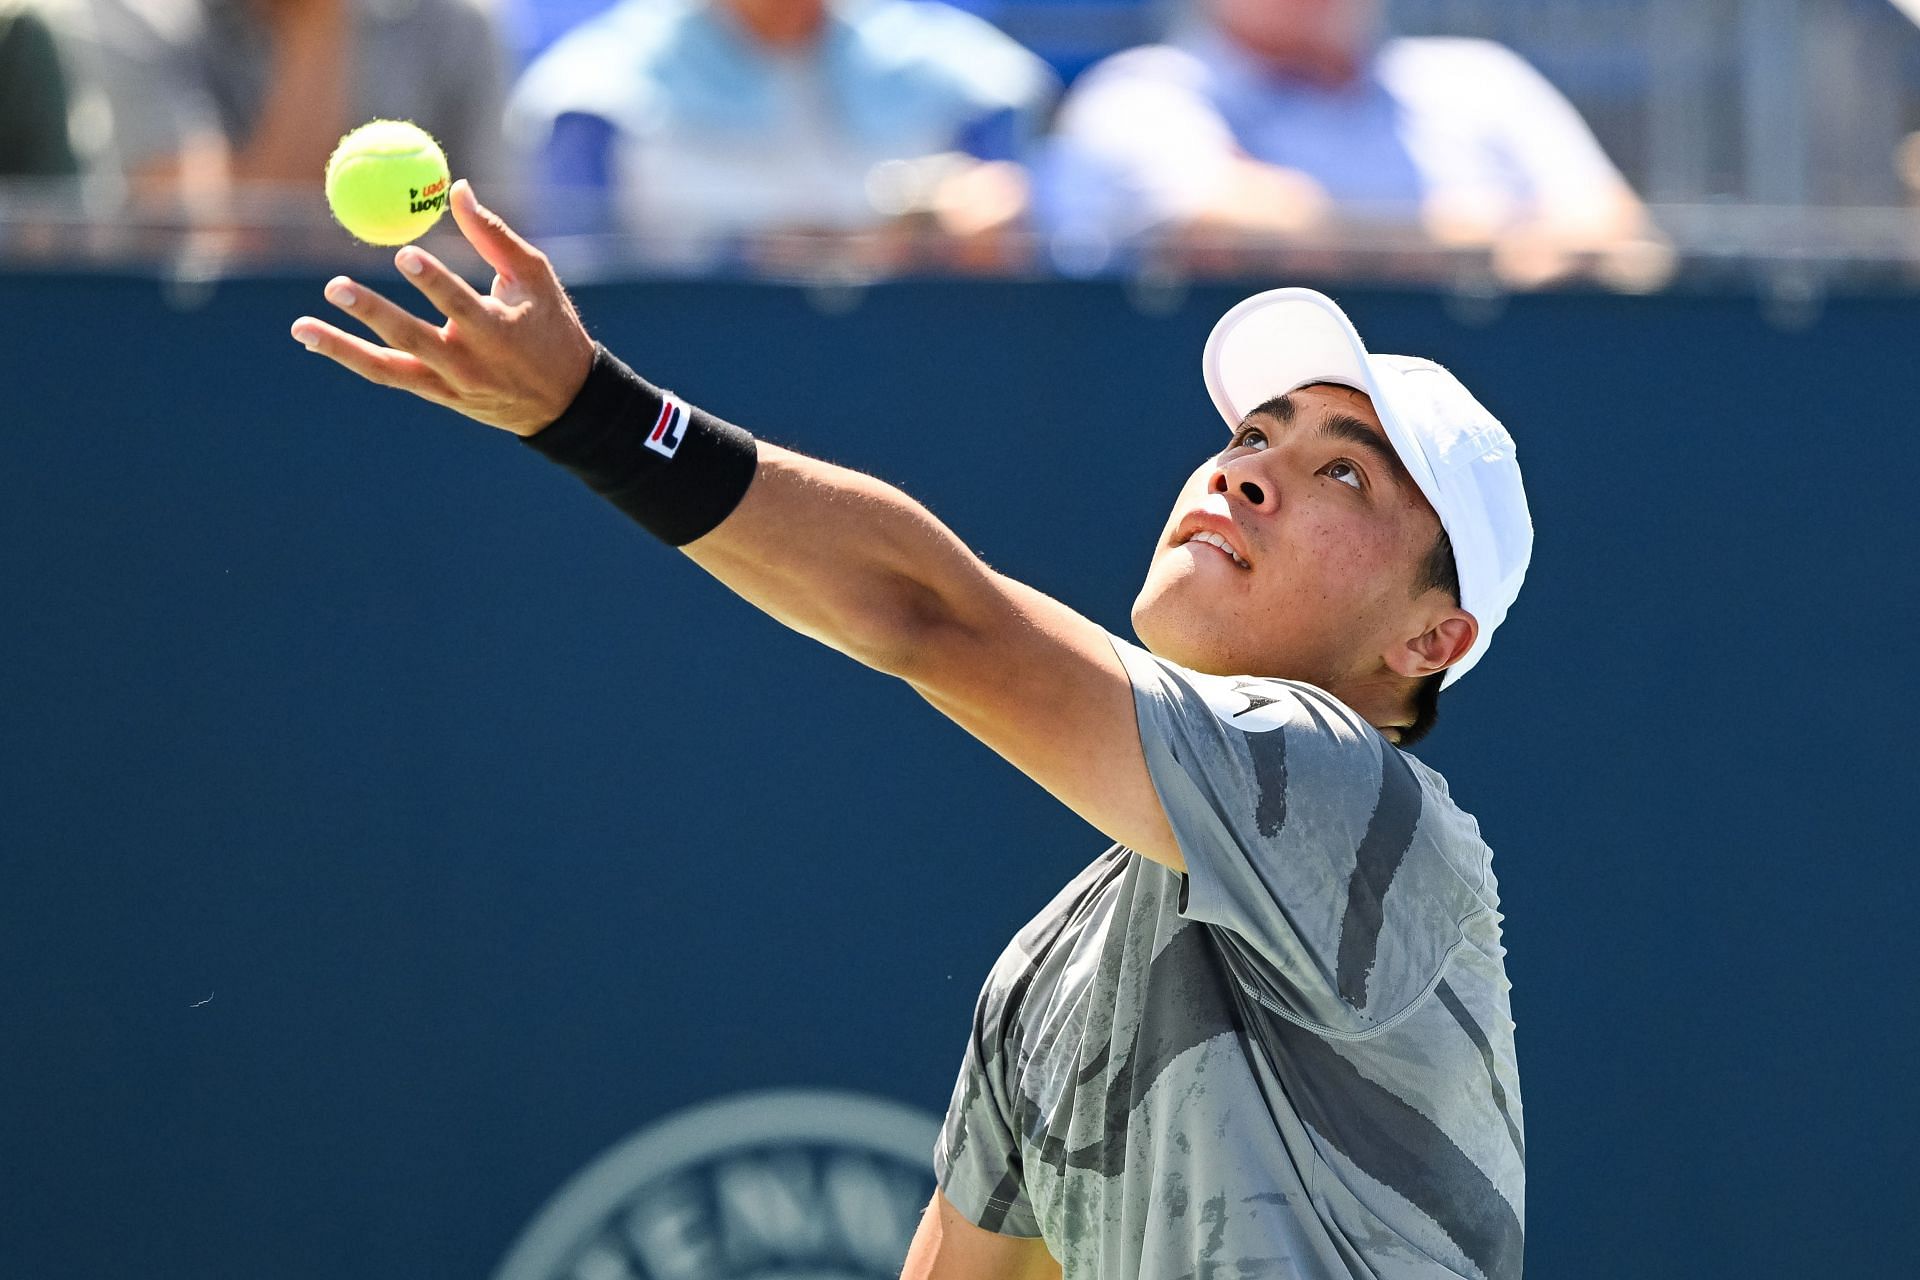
[325,120,451,246]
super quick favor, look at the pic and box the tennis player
[293,180,1531,1280]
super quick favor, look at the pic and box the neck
[1330,669,1418,743]
[719,0,827,48]
[1214,16,1368,88]
[1240,39,1364,88]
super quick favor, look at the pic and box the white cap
[1202,288,1532,688]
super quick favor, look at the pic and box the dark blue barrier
[1,272,1912,1278]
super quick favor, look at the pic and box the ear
[1384,607,1478,681]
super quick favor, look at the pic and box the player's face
[1133,385,1451,691]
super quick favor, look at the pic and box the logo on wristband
[646,396,689,459]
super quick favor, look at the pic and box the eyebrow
[1242,395,1409,489]
[1319,413,1408,484]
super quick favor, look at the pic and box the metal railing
[7,178,1920,312]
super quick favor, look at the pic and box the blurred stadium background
[3,1,1916,1278]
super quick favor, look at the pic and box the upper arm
[898,571,1185,873]
[901,1190,1061,1280]
[679,442,1179,869]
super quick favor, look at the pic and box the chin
[1130,574,1252,676]
[1132,564,1342,685]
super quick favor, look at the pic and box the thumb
[449,180,544,284]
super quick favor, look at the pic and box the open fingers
[449,180,544,285]
[291,316,456,403]
[392,245,490,328]
[322,275,446,360]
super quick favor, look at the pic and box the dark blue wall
[2,273,1912,1278]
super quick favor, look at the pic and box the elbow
[837,575,965,680]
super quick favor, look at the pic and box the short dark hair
[1398,525,1460,748]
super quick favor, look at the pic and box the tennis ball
[325,120,451,246]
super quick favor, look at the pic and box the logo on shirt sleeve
[1191,672,1297,733]
[645,396,689,459]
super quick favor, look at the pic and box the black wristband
[521,344,758,546]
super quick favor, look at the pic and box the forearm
[682,442,994,675]
[522,346,997,677]
[1179,158,1330,240]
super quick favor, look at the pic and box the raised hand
[291,180,596,438]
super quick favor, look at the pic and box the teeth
[1185,530,1248,568]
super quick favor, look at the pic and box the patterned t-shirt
[935,636,1525,1279]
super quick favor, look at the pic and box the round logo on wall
[492,1089,941,1280]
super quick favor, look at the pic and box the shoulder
[535,0,684,68]
[1068,42,1210,98]
[508,0,686,125]
[1379,34,1539,74]
[853,0,1028,56]
[1377,35,1558,101]
[847,0,1056,109]
[1115,638,1492,835]
[1111,635,1386,757]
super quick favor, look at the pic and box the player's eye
[1227,424,1269,452]
[1322,459,1364,491]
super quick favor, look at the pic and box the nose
[1208,456,1276,512]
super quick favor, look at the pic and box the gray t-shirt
[936,636,1525,1279]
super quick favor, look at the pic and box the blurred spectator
[940,0,1167,83]
[51,0,508,219]
[1,0,79,175]
[495,0,614,71]
[507,0,1059,273]
[1042,0,1667,287]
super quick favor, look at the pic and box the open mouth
[1180,530,1250,570]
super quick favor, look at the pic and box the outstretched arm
[291,181,1182,870]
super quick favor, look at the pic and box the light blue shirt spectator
[508,0,1058,263]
